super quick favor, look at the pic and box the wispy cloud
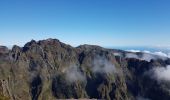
[151,65,170,81]
[92,56,117,74]
[65,64,86,83]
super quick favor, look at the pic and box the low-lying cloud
[125,52,155,62]
[64,56,117,82]
[127,49,141,53]
[92,56,117,74]
[140,53,156,62]
[128,49,170,58]
[151,65,170,81]
[65,64,86,83]
[125,53,139,59]
[124,50,170,62]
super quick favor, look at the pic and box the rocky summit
[0,38,170,100]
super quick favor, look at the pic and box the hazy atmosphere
[0,0,170,47]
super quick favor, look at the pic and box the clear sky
[0,0,170,47]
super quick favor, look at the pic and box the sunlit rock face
[0,38,170,100]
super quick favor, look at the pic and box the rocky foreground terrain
[0,39,170,100]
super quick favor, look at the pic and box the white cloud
[152,65,170,81]
[125,49,170,62]
[125,53,139,59]
[143,50,151,53]
[92,56,116,74]
[141,53,156,62]
[144,51,169,58]
[154,52,168,57]
[126,49,141,52]
[65,64,86,83]
[125,52,156,62]
[127,49,170,57]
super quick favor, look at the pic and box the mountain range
[0,38,170,100]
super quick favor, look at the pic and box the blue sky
[0,0,170,47]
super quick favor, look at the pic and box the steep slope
[0,39,170,100]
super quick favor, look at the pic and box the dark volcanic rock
[0,38,170,100]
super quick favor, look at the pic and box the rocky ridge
[0,38,170,100]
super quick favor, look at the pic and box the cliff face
[0,39,170,100]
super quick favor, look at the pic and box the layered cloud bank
[125,52,159,62]
[127,50,170,58]
[113,49,170,62]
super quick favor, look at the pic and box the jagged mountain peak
[23,38,61,47]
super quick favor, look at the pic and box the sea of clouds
[115,49,170,62]
[127,49,170,58]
